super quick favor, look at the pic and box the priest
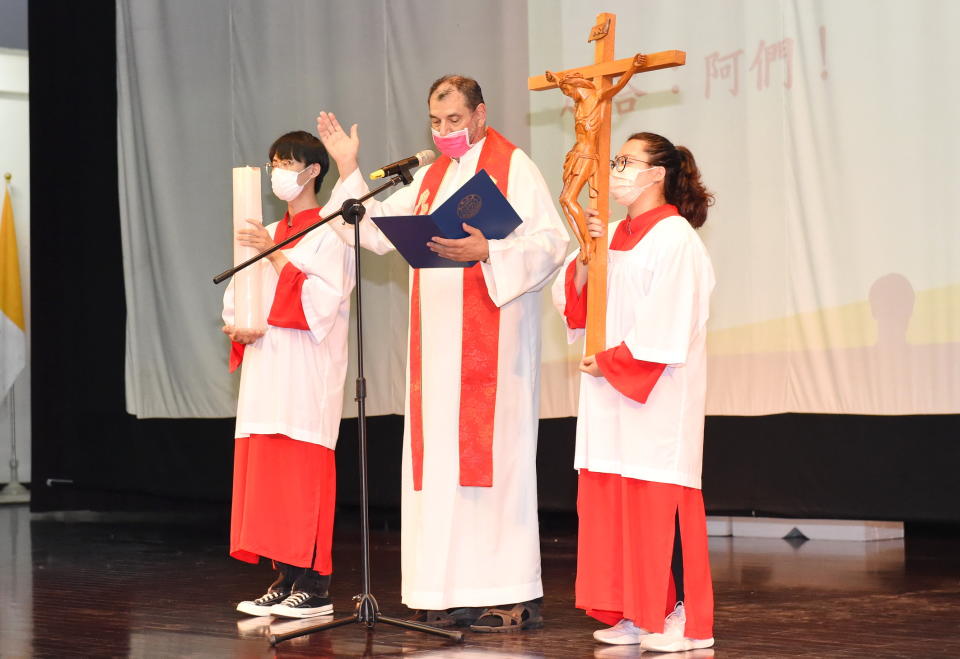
[316,75,567,632]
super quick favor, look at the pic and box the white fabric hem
[235,423,338,450]
[401,579,543,610]
[622,339,687,367]
[574,460,701,490]
[566,325,584,345]
[479,239,506,306]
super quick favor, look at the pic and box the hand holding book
[371,169,523,268]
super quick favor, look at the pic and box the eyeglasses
[264,159,299,174]
[610,155,650,172]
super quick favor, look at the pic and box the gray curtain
[117,0,530,418]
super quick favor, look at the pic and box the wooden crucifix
[529,13,685,356]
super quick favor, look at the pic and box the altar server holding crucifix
[552,132,717,652]
[529,11,686,356]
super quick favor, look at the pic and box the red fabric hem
[230,434,336,573]
[584,608,623,626]
[230,548,259,565]
[595,342,666,403]
[229,341,245,372]
[267,262,310,330]
[563,259,587,329]
[576,469,714,638]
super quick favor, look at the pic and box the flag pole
[0,386,28,503]
[1,173,29,504]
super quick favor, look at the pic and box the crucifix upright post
[529,13,685,356]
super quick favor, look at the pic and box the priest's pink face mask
[429,88,487,159]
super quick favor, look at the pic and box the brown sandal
[408,607,483,628]
[408,609,457,628]
[470,601,544,633]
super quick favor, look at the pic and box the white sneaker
[593,618,650,645]
[269,591,334,618]
[640,635,715,652]
[236,588,288,616]
[640,602,715,653]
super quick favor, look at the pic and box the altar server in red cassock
[552,132,717,652]
[316,75,567,631]
[223,131,354,619]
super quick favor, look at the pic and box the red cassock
[553,204,716,639]
[224,210,354,574]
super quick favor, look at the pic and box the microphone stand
[213,165,463,646]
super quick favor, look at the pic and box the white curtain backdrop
[118,0,959,420]
[117,0,530,419]
[530,0,960,416]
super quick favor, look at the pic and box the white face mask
[271,166,310,202]
[610,165,656,206]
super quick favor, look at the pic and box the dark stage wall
[28,3,960,521]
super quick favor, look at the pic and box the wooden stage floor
[2,503,959,658]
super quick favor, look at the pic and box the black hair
[268,131,330,193]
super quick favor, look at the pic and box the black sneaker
[270,591,334,618]
[236,588,290,617]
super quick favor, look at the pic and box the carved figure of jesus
[546,53,647,262]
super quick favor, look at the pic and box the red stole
[409,127,515,491]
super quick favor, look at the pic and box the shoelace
[255,591,286,605]
[282,592,311,607]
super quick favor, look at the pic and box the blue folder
[370,169,523,268]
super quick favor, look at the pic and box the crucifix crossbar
[529,13,685,356]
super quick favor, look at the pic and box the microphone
[369,150,436,180]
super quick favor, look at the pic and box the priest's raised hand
[316,111,359,178]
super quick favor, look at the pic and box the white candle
[232,166,267,331]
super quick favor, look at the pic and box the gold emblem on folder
[457,194,482,220]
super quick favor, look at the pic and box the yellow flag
[1,182,25,398]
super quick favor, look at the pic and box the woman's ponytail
[627,132,714,228]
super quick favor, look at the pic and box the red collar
[611,204,679,251]
[625,204,678,235]
[276,207,322,247]
[283,207,322,228]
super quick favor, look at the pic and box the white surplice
[223,219,355,449]
[327,137,568,608]
[551,216,716,489]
